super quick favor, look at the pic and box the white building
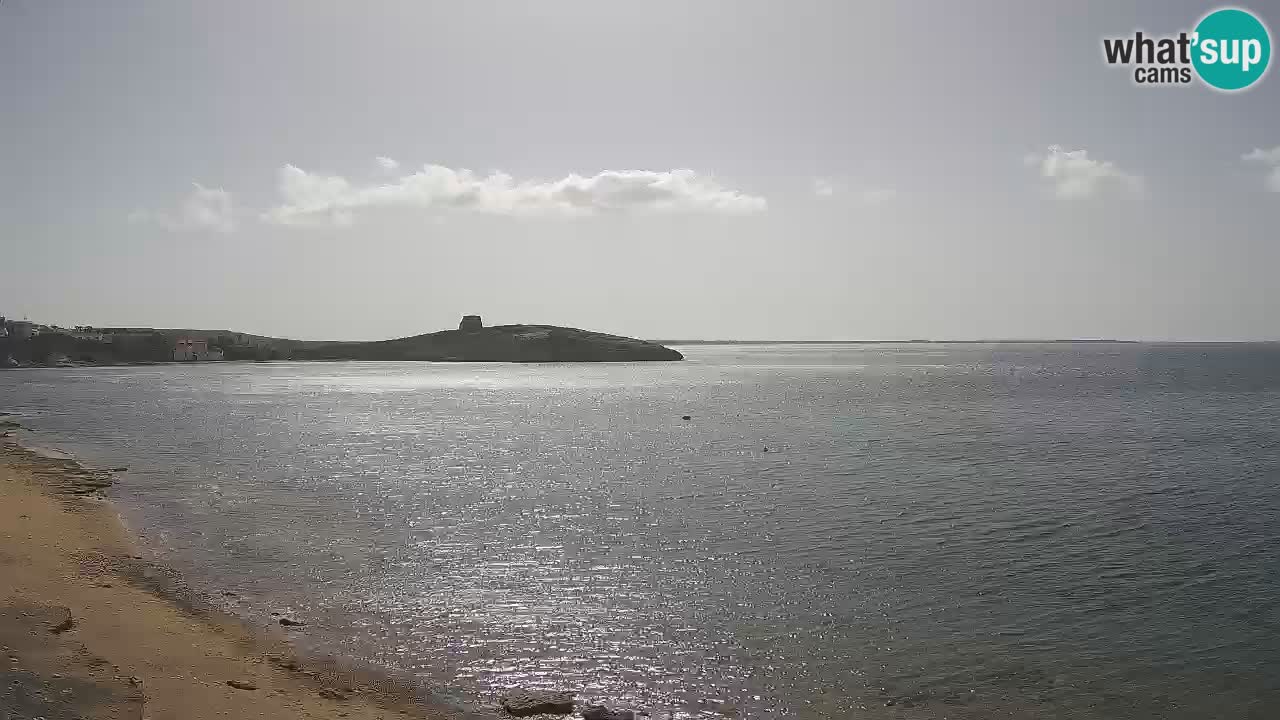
[9,321,37,339]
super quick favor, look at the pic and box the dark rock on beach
[0,444,116,496]
[500,689,576,716]
[46,606,74,634]
[582,705,635,720]
[226,679,258,690]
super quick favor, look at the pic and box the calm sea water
[4,344,1280,718]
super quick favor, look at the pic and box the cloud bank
[1026,145,1143,199]
[129,183,237,232]
[263,164,766,226]
[1243,146,1280,192]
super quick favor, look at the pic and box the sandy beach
[0,435,454,720]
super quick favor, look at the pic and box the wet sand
[0,436,459,720]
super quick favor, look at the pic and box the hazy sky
[3,1,1279,341]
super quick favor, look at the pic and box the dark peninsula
[295,317,683,363]
[0,315,682,366]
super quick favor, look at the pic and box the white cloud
[129,183,237,232]
[1026,145,1143,199]
[260,166,357,227]
[375,156,399,172]
[813,178,835,197]
[263,163,766,226]
[1242,146,1280,192]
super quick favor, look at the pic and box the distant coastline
[658,339,1143,345]
[0,315,682,367]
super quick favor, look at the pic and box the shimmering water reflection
[3,343,1280,718]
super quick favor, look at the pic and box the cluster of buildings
[2,316,245,363]
[1,318,121,342]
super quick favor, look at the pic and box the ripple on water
[3,345,1280,718]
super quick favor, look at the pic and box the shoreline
[0,429,469,720]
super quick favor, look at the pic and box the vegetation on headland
[0,316,682,367]
[293,324,683,362]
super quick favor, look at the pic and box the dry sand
[0,437,459,720]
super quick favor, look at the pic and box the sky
[2,0,1279,341]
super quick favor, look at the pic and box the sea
[3,343,1280,719]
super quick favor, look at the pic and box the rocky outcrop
[499,689,576,716]
[226,679,258,691]
[582,705,636,720]
[0,441,115,497]
[297,325,683,363]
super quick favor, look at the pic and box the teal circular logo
[1192,8,1272,91]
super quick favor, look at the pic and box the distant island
[294,316,683,362]
[0,315,683,367]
